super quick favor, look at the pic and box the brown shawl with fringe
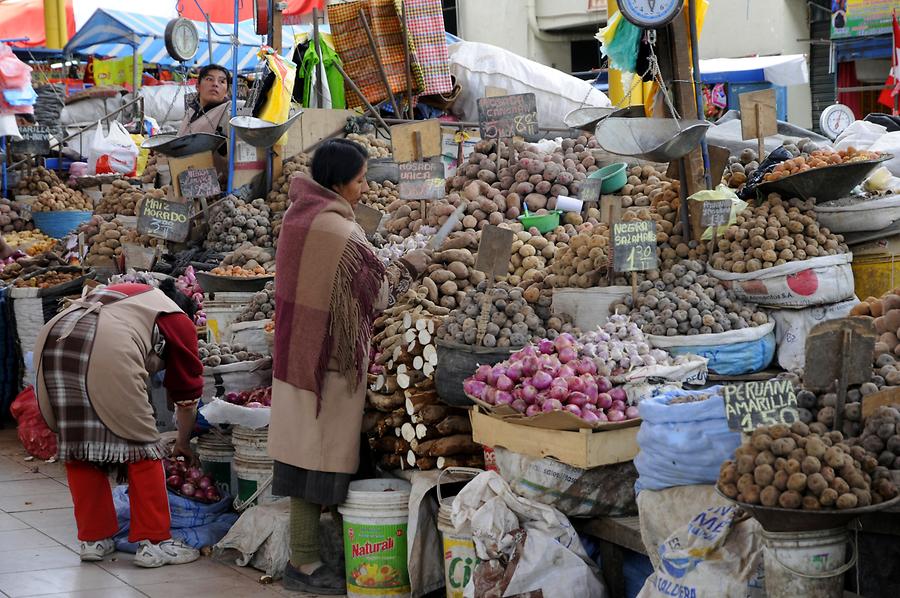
[274,175,386,410]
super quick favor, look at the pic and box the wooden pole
[334,62,391,131]
[399,1,415,120]
[359,8,401,117]
[756,105,765,162]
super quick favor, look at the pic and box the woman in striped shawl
[269,139,429,594]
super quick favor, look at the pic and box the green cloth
[290,497,321,567]
[301,40,346,109]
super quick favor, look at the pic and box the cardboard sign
[391,120,442,163]
[474,225,514,279]
[701,200,732,227]
[739,89,778,141]
[612,221,657,272]
[485,86,508,98]
[723,380,800,433]
[398,161,445,200]
[354,203,383,237]
[580,178,603,203]
[178,168,221,199]
[477,93,540,141]
[137,197,191,242]
[11,125,51,156]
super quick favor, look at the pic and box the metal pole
[228,0,238,194]
[687,0,712,189]
[206,19,213,64]
[265,0,275,196]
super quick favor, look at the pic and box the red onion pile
[164,458,221,503]
[463,333,640,425]
[222,386,271,408]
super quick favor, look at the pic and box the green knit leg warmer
[290,497,321,567]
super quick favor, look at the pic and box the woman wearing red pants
[33,280,203,568]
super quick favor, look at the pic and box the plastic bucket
[196,430,235,496]
[517,210,561,233]
[232,455,274,510]
[204,291,255,344]
[761,527,855,598]
[231,425,269,460]
[339,479,412,598]
[851,254,900,301]
[31,210,93,238]
[437,468,480,598]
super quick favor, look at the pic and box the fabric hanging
[301,39,347,109]
[328,0,423,110]
[396,0,452,96]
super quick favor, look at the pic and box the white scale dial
[819,104,855,140]
[618,0,684,29]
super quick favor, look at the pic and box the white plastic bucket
[232,455,274,510]
[436,468,481,598]
[231,425,269,461]
[339,479,412,598]
[196,430,235,496]
[204,291,255,344]
[762,527,855,598]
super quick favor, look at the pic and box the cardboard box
[469,408,639,469]
[168,151,215,197]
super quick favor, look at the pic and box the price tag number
[624,245,655,271]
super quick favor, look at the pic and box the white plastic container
[196,431,235,496]
[436,468,480,598]
[232,455,274,510]
[550,286,630,331]
[762,527,853,598]
[204,291,255,344]
[231,425,269,461]
[339,479,412,598]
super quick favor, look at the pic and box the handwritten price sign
[477,93,540,141]
[612,221,658,273]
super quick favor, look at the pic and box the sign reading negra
[723,380,799,433]
[398,160,445,200]
[477,93,539,141]
[137,197,191,242]
[178,168,221,198]
[12,125,51,156]
[701,199,732,227]
[612,221,657,272]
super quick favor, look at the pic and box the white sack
[214,497,290,579]
[769,298,858,371]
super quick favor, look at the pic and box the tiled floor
[0,428,334,597]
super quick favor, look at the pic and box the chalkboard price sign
[701,200,732,228]
[612,221,658,272]
[12,125,51,156]
[137,197,191,242]
[178,168,221,198]
[723,380,800,433]
[398,160,445,200]
[477,93,540,141]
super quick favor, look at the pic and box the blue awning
[63,9,305,72]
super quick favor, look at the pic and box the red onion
[483,387,498,405]
[531,371,553,390]
[205,488,220,502]
[625,406,640,419]
[521,357,540,377]
[542,398,563,412]
[506,362,523,382]
[538,338,555,355]
[198,477,212,490]
[611,400,626,412]
[609,387,627,403]
[596,411,609,422]
[582,403,598,413]
[463,379,487,399]
[581,410,601,424]
[245,401,264,408]
[596,377,612,394]
[511,399,527,413]
[495,374,514,392]
[474,364,492,382]
[166,474,182,488]
[607,410,626,422]
[596,393,612,409]
[564,404,582,417]
[488,365,506,386]
[553,333,576,352]
[518,345,538,360]
[565,376,584,393]
[181,482,196,496]
[558,346,578,364]
[549,384,569,402]
[194,488,206,499]
[583,379,598,402]
[540,354,560,375]
[520,384,539,404]
[557,364,576,379]
[495,390,514,405]
[187,467,203,481]
[526,404,541,417]
[567,392,589,407]
[574,359,597,376]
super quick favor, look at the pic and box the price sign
[580,178,603,203]
[391,120,442,163]
[178,168,221,198]
[398,161,445,200]
[477,93,540,141]
[12,125,51,156]
[723,380,799,433]
[137,197,191,242]
[612,221,657,272]
[474,225,514,279]
[701,200,732,228]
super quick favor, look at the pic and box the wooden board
[723,379,799,433]
[474,225,514,279]
[398,160,445,200]
[862,387,900,420]
[178,167,221,198]
[612,221,657,272]
[739,89,778,141]
[579,178,603,203]
[137,197,191,242]
[477,93,540,142]
[283,108,357,158]
[391,120,442,163]
[354,203,383,237]
[708,144,732,185]
[803,317,876,391]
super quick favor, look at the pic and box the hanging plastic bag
[9,386,57,461]
[253,47,296,125]
[87,120,139,176]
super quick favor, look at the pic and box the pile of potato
[616,164,680,210]
[84,218,162,266]
[850,292,900,360]
[0,251,66,281]
[506,229,558,291]
[236,281,274,322]
[763,147,883,182]
[347,132,391,158]
[725,148,761,190]
[436,281,576,347]
[95,180,166,216]
[218,243,275,273]
[544,222,610,288]
[17,167,63,196]
[612,260,768,336]
[362,180,399,212]
[718,423,897,509]
[206,197,273,253]
[0,200,34,233]
[197,340,264,367]
[794,384,872,439]
[422,242,486,310]
[34,187,92,212]
[141,153,159,184]
[854,406,900,473]
[209,265,268,277]
[710,194,847,273]
[4,230,52,253]
[266,153,311,214]
[14,269,81,288]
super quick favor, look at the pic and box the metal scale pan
[141,132,227,158]
[595,117,712,163]
[230,110,304,148]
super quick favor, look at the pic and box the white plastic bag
[214,498,291,579]
[551,287,630,331]
[868,131,900,178]
[648,323,776,376]
[87,120,139,176]
[769,298,858,371]
[833,120,886,151]
[201,357,273,403]
[815,195,900,233]
[200,398,271,429]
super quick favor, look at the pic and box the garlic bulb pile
[578,314,672,376]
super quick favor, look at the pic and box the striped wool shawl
[273,175,386,410]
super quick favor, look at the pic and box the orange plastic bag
[9,386,57,460]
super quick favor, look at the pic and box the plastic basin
[590,162,628,193]
[518,210,561,233]
[31,210,93,238]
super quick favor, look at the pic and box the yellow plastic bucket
[851,254,900,300]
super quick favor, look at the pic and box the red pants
[66,459,171,543]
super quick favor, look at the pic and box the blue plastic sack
[634,386,742,493]
[649,323,776,376]
[112,485,238,552]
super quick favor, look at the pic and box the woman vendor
[270,139,430,594]
[178,63,233,183]
[34,279,204,568]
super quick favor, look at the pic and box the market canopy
[63,8,299,71]
[699,54,809,87]
[0,0,76,48]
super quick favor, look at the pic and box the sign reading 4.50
[612,221,657,273]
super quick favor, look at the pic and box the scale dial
[618,0,684,29]
[819,104,855,140]
[164,18,199,63]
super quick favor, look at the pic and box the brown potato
[820,488,839,507]
[751,433,773,451]
[736,454,756,475]
[719,462,737,485]
[755,450,776,467]
[754,464,775,487]
[760,486,781,507]
[805,436,827,459]
[773,470,789,491]
[836,493,859,510]
[802,495,822,510]
[787,473,808,493]
[778,490,803,509]
[772,437,797,457]
[807,473,828,496]
[801,456,821,475]
[720,483,738,499]
[785,459,802,475]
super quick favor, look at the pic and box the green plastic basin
[518,210,561,233]
[589,162,628,193]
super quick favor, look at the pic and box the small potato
[836,493,859,510]
[719,462,738,485]
[820,488,839,507]
[737,473,756,495]
[743,484,762,505]
[737,454,756,475]
[801,456,821,475]
[754,464,775,487]
[852,488,872,507]
[752,433,773,451]
[760,486,781,507]
[787,472,808,493]
[769,424,791,439]
[773,470,789,491]
[785,459,802,475]
[824,446,845,468]
[807,473,828,496]
[830,477,850,495]
[791,421,810,437]
[755,450,776,467]
[772,437,797,457]
[802,496,822,510]
[806,437,827,459]
[778,490,803,509]
[720,483,739,498]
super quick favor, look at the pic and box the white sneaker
[80,538,116,561]
[134,539,200,568]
